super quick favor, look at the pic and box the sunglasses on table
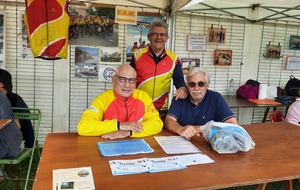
[188,81,206,87]
[115,75,137,84]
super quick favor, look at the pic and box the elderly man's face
[112,67,137,98]
[187,72,208,104]
[148,26,168,53]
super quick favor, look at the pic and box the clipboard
[0,119,12,130]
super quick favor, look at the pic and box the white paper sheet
[154,136,201,154]
[175,153,215,166]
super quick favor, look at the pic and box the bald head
[113,64,137,98]
[115,64,137,77]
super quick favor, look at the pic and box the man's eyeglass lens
[116,75,136,84]
[151,32,167,37]
[188,81,205,87]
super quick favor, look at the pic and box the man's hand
[174,86,188,100]
[177,125,200,140]
[102,130,131,140]
[119,121,143,133]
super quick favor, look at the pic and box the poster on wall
[115,6,137,25]
[286,56,300,70]
[100,47,121,63]
[68,5,118,47]
[125,16,164,62]
[0,11,5,69]
[265,44,281,59]
[214,49,232,66]
[187,34,206,51]
[289,35,300,50]
[98,65,117,82]
[181,58,200,75]
[207,26,226,44]
[20,13,32,59]
[75,46,99,78]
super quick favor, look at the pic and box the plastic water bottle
[229,79,234,96]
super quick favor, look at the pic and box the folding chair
[0,107,41,190]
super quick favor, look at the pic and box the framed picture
[265,44,281,59]
[214,50,232,66]
[289,35,300,50]
[207,27,226,44]
[0,10,5,69]
[68,5,118,47]
[75,46,99,78]
[286,56,300,70]
[186,34,206,51]
[181,58,200,74]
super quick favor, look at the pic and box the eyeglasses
[188,81,206,88]
[150,32,167,37]
[115,75,136,84]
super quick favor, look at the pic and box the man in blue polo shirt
[165,67,237,140]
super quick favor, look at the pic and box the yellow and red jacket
[24,0,69,59]
[130,46,186,112]
[77,89,163,137]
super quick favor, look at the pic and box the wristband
[117,122,120,130]
[130,130,132,136]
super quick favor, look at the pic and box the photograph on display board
[0,11,4,69]
[101,47,121,63]
[125,16,164,62]
[75,46,99,78]
[214,50,232,66]
[20,13,32,59]
[68,5,118,47]
[207,26,226,44]
[289,35,300,50]
[181,58,200,75]
[265,44,281,59]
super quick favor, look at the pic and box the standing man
[130,20,188,119]
[165,67,237,140]
[77,64,163,140]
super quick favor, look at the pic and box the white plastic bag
[258,84,277,100]
[200,121,255,154]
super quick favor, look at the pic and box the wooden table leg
[257,183,267,190]
[284,180,293,190]
[262,107,270,123]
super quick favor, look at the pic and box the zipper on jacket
[125,97,128,120]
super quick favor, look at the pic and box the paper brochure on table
[109,158,149,176]
[109,156,186,176]
[52,167,95,190]
[147,156,186,173]
[97,139,154,156]
[154,136,201,154]
[175,153,215,166]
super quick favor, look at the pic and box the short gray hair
[148,20,168,36]
[186,67,210,87]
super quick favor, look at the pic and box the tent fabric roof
[2,0,299,23]
[179,0,300,24]
[69,0,191,16]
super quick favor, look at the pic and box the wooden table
[32,122,300,190]
[223,95,290,122]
